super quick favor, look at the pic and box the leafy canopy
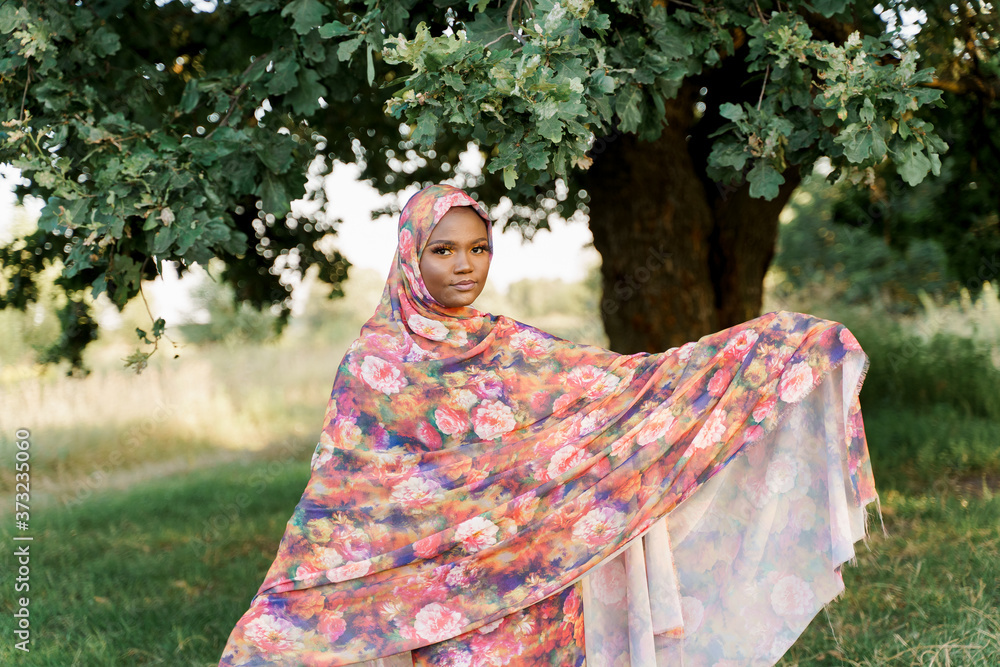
[0,0,944,371]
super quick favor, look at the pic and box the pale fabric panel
[582,356,877,666]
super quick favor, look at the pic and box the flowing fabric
[218,184,879,667]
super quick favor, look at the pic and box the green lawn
[0,458,310,666]
[782,489,1000,666]
[2,457,997,666]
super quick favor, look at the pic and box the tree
[817,1,1000,298]
[0,0,950,370]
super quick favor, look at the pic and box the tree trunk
[584,92,801,354]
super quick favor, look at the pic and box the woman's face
[418,206,491,308]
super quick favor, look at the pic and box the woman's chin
[433,285,484,308]
[443,297,478,308]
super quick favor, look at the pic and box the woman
[219,183,879,666]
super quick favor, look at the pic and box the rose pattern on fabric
[573,506,627,549]
[591,560,628,606]
[434,406,469,436]
[409,314,450,341]
[325,560,371,583]
[359,355,408,394]
[690,408,729,452]
[472,400,517,440]
[391,476,444,510]
[243,616,303,653]
[510,329,552,357]
[777,361,814,403]
[770,574,816,617]
[415,603,469,642]
[546,445,589,481]
[455,517,500,553]
[765,454,799,495]
[318,612,347,642]
[218,183,879,667]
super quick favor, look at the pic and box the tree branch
[19,65,32,121]
[206,54,269,140]
[757,65,770,110]
[507,0,527,45]
[484,32,516,50]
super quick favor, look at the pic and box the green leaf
[537,116,563,143]
[152,226,176,254]
[871,120,889,161]
[464,10,514,48]
[411,113,439,145]
[366,43,375,86]
[503,164,517,189]
[318,21,352,38]
[841,124,874,163]
[280,0,330,35]
[267,58,300,96]
[108,255,142,308]
[0,4,28,34]
[257,172,290,216]
[180,79,200,114]
[302,31,326,61]
[709,141,749,171]
[91,27,121,58]
[381,2,410,32]
[254,136,295,173]
[804,0,851,18]
[90,273,107,300]
[719,103,745,122]
[286,68,327,116]
[615,85,642,134]
[61,198,90,226]
[443,71,466,91]
[859,97,875,124]
[337,35,364,62]
[244,0,278,15]
[746,161,784,200]
[522,141,549,170]
[896,142,932,186]
[589,70,616,95]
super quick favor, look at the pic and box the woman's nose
[454,251,473,272]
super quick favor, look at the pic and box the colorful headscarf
[219,184,879,666]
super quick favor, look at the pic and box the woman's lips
[451,280,477,291]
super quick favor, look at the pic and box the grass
[781,491,1000,666]
[1,459,997,665]
[0,457,312,666]
[0,340,349,502]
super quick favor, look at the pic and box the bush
[845,317,1000,489]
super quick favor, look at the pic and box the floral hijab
[218,184,878,666]
[367,183,496,360]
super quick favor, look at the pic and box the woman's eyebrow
[425,237,489,246]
